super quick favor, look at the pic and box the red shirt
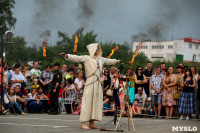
[58,88,66,98]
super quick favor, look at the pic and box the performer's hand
[59,52,66,57]
[117,60,121,63]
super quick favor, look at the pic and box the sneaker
[186,117,190,120]
[179,116,185,120]
[3,110,8,114]
[21,112,26,115]
[60,112,67,115]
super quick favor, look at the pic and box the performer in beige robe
[60,43,121,129]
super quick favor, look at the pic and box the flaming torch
[42,41,48,59]
[128,43,142,65]
[107,46,119,58]
[73,33,78,54]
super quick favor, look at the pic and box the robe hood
[87,43,102,57]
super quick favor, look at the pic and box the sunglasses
[138,90,142,91]
[138,69,143,70]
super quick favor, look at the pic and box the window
[189,44,192,49]
[152,45,154,49]
[168,45,173,49]
[195,45,199,50]
[162,45,164,49]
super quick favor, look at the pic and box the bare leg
[81,122,90,130]
[169,106,174,118]
[89,120,100,129]
[158,103,161,116]
[165,106,169,118]
[153,106,158,116]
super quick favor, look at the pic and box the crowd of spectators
[0,58,199,121]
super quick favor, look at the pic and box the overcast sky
[12,0,200,46]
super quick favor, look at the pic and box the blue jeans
[27,101,43,113]
[4,101,23,114]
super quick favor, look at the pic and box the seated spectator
[135,87,147,113]
[37,87,49,113]
[4,87,25,115]
[39,65,53,94]
[145,97,154,117]
[73,97,82,115]
[131,99,141,116]
[26,88,43,113]
[58,81,67,114]
[15,85,27,111]
[103,98,115,116]
[31,78,40,89]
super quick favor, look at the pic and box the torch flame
[128,43,142,65]
[107,46,119,58]
[42,41,48,59]
[73,34,78,54]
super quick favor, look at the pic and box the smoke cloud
[132,0,200,41]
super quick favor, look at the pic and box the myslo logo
[172,126,197,132]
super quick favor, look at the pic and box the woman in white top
[74,71,85,103]
[65,78,77,101]
[4,87,25,115]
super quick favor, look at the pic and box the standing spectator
[11,68,25,88]
[103,69,111,96]
[178,69,197,120]
[134,66,147,93]
[190,66,199,119]
[65,68,75,80]
[110,67,116,79]
[128,71,135,106]
[111,73,120,111]
[144,61,153,96]
[197,70,200,119]
[39,65,53,94]
[160,62,166,74]
[177,65,184,92]
[162,66,177,119]
[50,63,62,115]
[74,63,80,73]
[27,88,43,113]
[74,71,85,105]
[135,87,147,113]
[150,67,163,118]
[61,64,68,81]
[4,87,25,115]
[23,63,32,93]
[65,78,77,101]
[58,81,66,114]
[30,61,41,82]
[127,67,133,76]
[3,62,10,89]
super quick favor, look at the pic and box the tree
[0,0,17,34]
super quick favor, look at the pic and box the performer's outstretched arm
[60,52,86,63]
[102,57,121,66]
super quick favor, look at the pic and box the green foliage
[0,0,17,34]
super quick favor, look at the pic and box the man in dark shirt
[50,63,62,115]
[143,61,153,96]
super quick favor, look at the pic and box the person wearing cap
[145,97,154,116]
[50,63,62,115]
[60,43,121,130]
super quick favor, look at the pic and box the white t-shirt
[11,73,25,87]
[27,93,37,100]
[74,78,84,93]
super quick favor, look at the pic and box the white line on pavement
[0,123,69,128]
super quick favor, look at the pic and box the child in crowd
[58,81,67,114]
[31,78,40,89]
[37,87,48,113]
[131,99,141,116]
[15,85,27,111]
[145,97,154,116]
[73,97,82,115]
[27,88,43,113]
[103,98,115,116]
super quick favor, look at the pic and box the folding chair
[62,90,75,113]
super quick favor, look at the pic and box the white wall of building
[183,42,200,62]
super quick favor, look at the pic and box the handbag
[173,93,180,100]
[106,89,113,96]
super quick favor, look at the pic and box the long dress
[162,74,177,106]
[64,43,118,122]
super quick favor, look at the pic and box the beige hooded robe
[64,43,118,122]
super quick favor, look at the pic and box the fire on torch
[128,43,142,65]
[73,34,78,54]
[107,46,119,58]
[42,41,48,59]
